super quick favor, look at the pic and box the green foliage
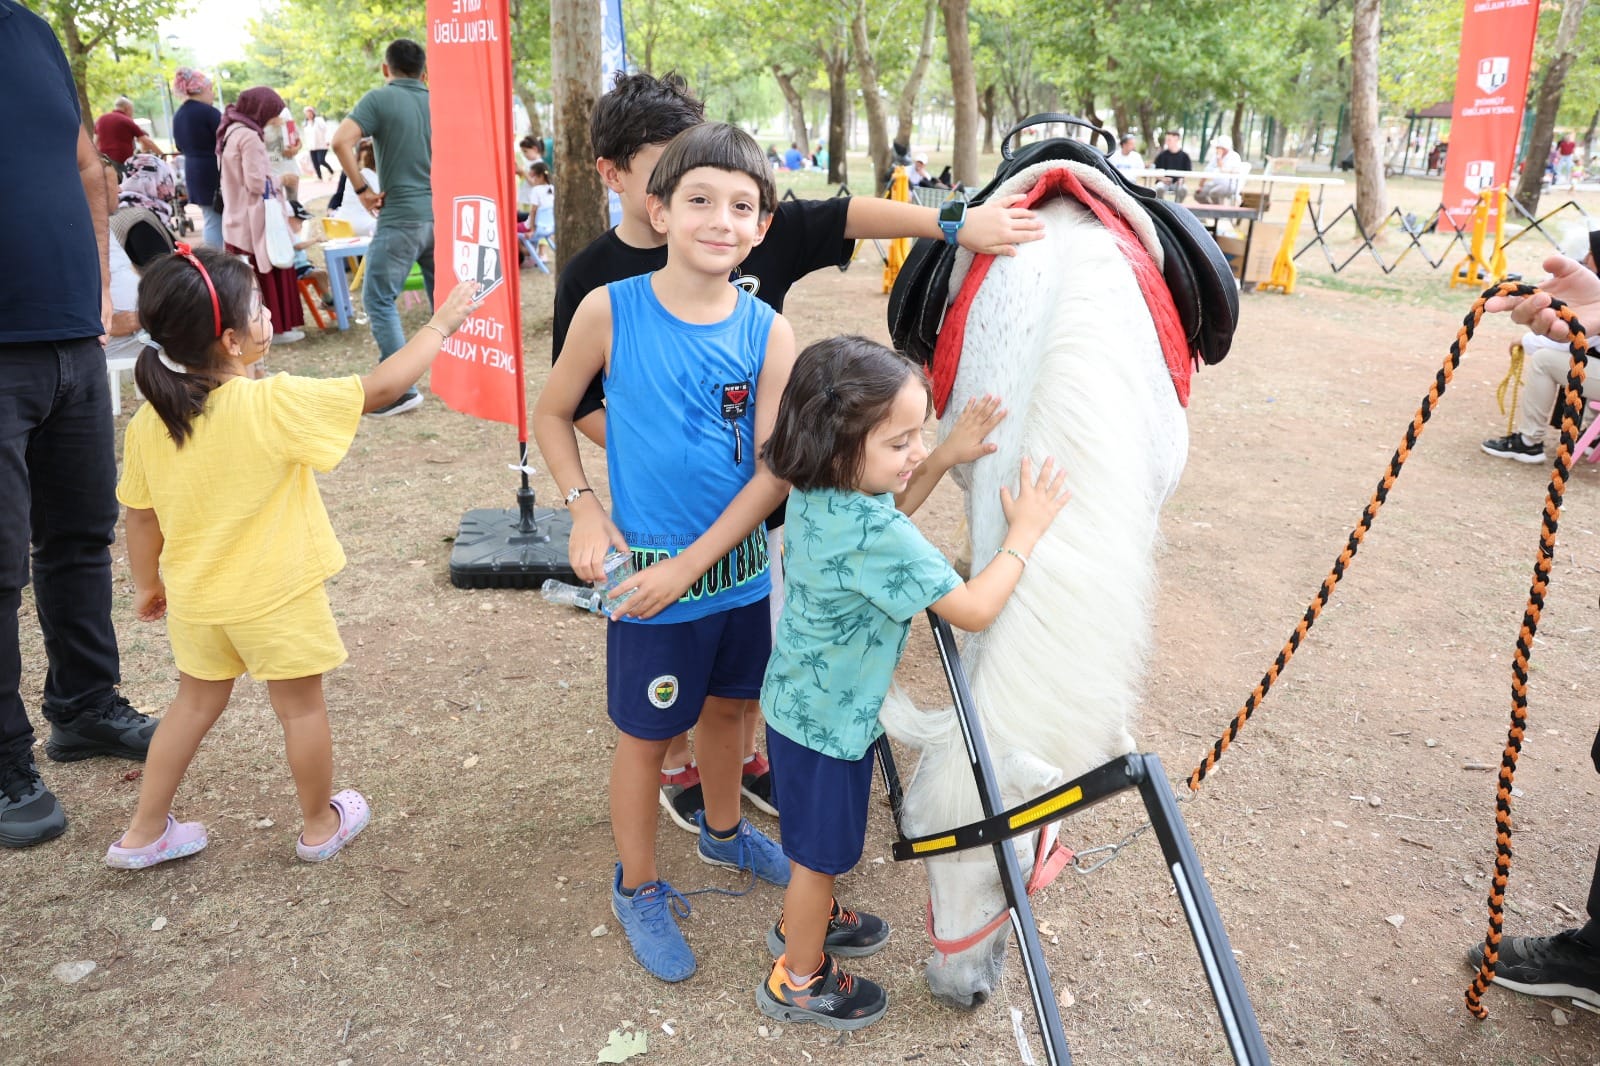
[234,0,422,114]
[1378,0,1459,114]
[36,0,188,121]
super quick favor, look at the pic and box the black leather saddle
[887,113,1238,371]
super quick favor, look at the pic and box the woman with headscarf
[218,86,305,344]
[171,67,223,248]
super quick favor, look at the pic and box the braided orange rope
[1175,283,1587,1019]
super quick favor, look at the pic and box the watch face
[939,200,966,225]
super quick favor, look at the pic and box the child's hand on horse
[999,456,1072,547]
[940,394,1008,465]
[964,195,1046,256]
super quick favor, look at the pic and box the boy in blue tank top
[533,123,797,983]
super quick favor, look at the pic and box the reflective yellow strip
[911,835,957,854]
[1008,787,1083,831]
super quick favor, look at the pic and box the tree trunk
[892,0,940,155]
[827,46,850,186]
[551,0,606,268]
[772,66,810,153]
[851,4,891,185]
[1513,0,1588,214]
[1585,106,1599,154]
[941,0,979,188]
[1230,99,1246,158]
[980,83,996,155]
[1136,102,1155,148]
[1349,0,1386,234]
[518,90,544,139]
[1080,95,1101,130]
[57,9,101,135]
[1112,101,1130,139]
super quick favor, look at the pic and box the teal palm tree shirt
[761,489,961,760]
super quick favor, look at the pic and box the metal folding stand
[879,611,1271,1065]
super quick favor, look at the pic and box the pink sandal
[296,789,370,862]
[105,815,208,870]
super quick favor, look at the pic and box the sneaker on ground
[366,391,424,418]
[659,766,703,835]
[46,694,156,763]
[0,755,66,848]
[697,812,789,886]
[768,898,890,958]
[1481,433,1546,464]
[741,752,779,816]
[1467,929,1600,1008]
[757,952,887,1030]
[273,329,306,344]
[609,863,695,982]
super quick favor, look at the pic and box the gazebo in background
[1401,101,1453,176]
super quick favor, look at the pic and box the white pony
[880,160,1191,1008]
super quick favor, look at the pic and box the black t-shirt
[552,195,854,420]
[1153,149,1192,173]
[2,0,101,343]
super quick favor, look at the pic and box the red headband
[173,242,222,337]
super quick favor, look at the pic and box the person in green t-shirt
[331,39,435,417]
[755,335,1071,1031]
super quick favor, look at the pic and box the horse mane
[882,191,1186,840]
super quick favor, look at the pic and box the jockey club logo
[1464,160,1496,193]
[1476,56,1509,95]
[452,195,505,301]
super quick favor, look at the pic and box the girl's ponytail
[133,342,213,446]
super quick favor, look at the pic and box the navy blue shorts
[606,598,771,741]
[767,725,876,876]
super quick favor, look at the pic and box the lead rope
[1173,283,1587,1020]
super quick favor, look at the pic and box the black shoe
[758,952,887,1031]
[741,752,779,816]
[365,391,424,418]
[1467,929,1600,1008]
[658,768,703,835]
[1481,433,1546,464]
[46,694,157,763]
[0,755,67,847]
[768,898,890,958]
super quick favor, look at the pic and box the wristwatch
[563,486,595,507]
[938,198,968,245]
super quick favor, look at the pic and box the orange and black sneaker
[767,898,889,958]
[757,952,887,1031]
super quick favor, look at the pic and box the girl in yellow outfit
[105,244,479,869]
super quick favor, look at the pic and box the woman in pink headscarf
[218,86,305,343]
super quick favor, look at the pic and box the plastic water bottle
[600,550,638,609]
[540,579,604,614]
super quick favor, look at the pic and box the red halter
[924,824,1075,957]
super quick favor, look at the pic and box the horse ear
[999,750,1066,810]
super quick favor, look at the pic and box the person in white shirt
[333,140,380,237]
[303,106,332,180]
[1194,135,1251,205]
[909,155,948,189]
[1110,132,1144,173]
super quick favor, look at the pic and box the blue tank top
[605,274,776,624]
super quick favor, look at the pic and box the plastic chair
[1571,398,1600,463]
[298,277,330,330]
[106,353,139,415]
[321,218,355,239]
[398,263,429,309]
[532,203,556,255]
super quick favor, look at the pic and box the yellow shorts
[167,583,348,682]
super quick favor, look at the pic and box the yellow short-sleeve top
[117,373,365,624]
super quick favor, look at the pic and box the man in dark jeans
[0,0,157,848]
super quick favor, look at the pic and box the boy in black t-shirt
[1152,130,1193,203]
[553,71,1043,831]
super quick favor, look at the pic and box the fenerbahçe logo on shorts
[648,675,679,709]
[452,195,505,301]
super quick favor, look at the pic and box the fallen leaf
[121,769,142,782]
[253,818,274,829]
[50,960,96,984]
[151,916,168,931]
[463,755,479,769]
[1384,914,1405,929]
[590,924,608,938]
[596,1028,647,1063]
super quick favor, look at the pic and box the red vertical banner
[426,0,525,429]
[1440,0,1541,230]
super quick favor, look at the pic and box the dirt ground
[9,205,1600,1066]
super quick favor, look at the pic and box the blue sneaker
[609,863,695,982]
[696,812,790,886]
